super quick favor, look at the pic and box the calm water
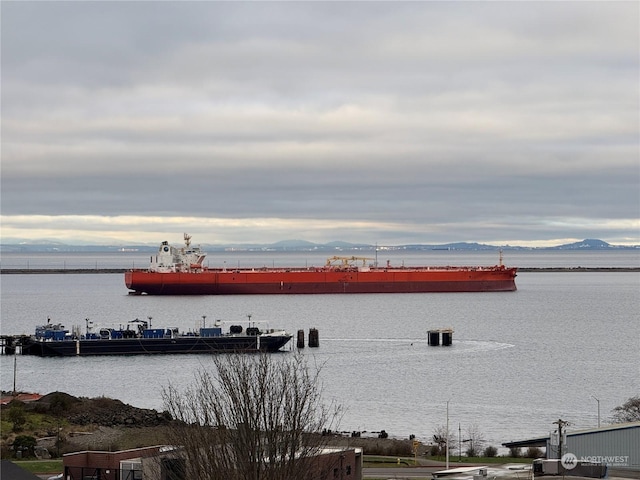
[1,249,639,269]
[1,251,638,452]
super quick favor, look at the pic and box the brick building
[63,444,363,480]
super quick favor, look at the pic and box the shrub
[6,405,26,432]
[525,446,543,458]
[429,444,441,456]
[509,446,521,457]
[12,435,37,458]
[484,445,498,457]
[360,439,412,456]
[48,392,74,414]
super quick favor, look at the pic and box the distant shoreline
[0,267,638,274]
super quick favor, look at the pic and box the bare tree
[611,395,640,423]
[431,425,457,457]
[463,424,486,457]
[162,352,342,480]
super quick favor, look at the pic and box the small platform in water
[427,328,454,346]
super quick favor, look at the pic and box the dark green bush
[6,405,26,432]
[526,446,543,458]
[484,445,498,457]
[12,435,37,458]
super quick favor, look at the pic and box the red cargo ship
[125,234,517,295]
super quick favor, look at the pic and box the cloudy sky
[1,1,638,247]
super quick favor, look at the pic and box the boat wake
[313,337,515,356]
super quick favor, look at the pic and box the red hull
[125,266,517,295]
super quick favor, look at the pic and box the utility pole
[553,419,570,458]
[13,355,17,397]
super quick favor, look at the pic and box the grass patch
[26,412,68,434]
[462,456,533,464]
[364,455,415,467]
[12,459,63,474]
[0,419,12,439]
[364,455,533,468]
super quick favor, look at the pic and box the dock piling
[427,328,454,346]
[308,328,319,348]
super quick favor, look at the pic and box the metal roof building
[565,423,639,473]
[503,422,639,474]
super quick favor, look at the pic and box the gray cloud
[1,1,638,246]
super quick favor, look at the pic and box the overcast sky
[1,1,638,247]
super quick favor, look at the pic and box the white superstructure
[150,233,206,273]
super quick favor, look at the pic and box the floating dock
[0,335,30,355]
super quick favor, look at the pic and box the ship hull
[20,335,291,357]
[125,267,517,295]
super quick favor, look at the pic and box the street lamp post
[446,400,450,469]
[591,395,601,428]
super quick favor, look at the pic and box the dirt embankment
[3,392,415,457]
[2,392,173,455]
[26,392,170,428]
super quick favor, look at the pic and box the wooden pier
[0,335,30,355]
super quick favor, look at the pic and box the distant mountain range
[0,238,637,253]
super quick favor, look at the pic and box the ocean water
[1,248,639,270]
[0,251,638,452]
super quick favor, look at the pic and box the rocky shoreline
[1,392,175,458]
[2,391,419,458]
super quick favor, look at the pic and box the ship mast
[375,243,378,268]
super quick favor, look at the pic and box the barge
[2,317,292,357]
